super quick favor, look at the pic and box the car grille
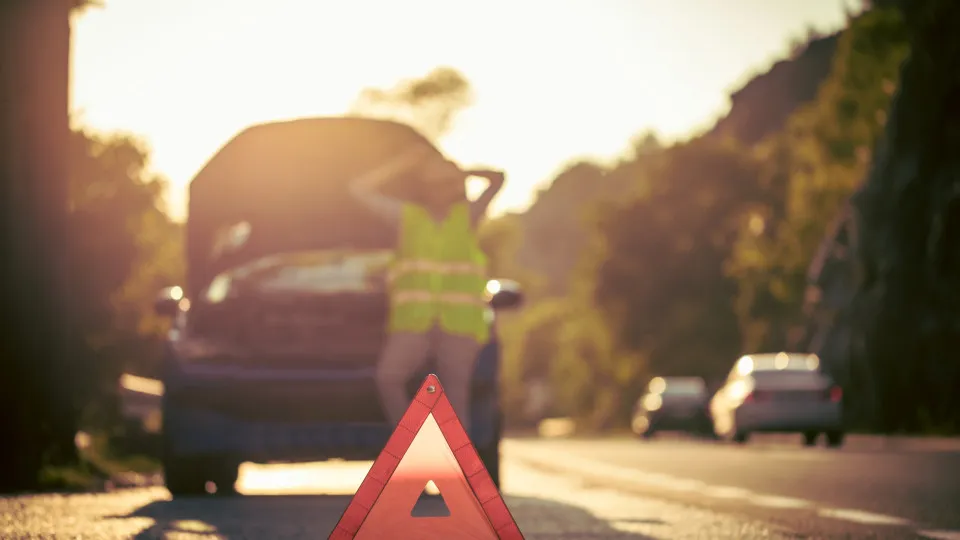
[253,307,383,347]
[191,293,388,368]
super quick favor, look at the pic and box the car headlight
[643,394,663,412]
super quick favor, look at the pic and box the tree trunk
[851,0,960,432]
[0,0,77,491]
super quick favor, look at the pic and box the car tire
[161,401,239,497]
[161,398,208,497]
[163,453,208,497]
[802,431,819,446]
[732,431,749,444]
[825,430,845,448]
[477,440,501,490]
[209,456,240,496]
[698,417,718,440]
[476,412,502,490]
[642,429,656,440]
[163,451,240,498]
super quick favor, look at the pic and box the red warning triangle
[328,374,524,539]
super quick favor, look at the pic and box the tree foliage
[349,66,474,142]
[591,139,763,390]
[708,34,840,147]
[515,161,613,298]
[727,8,909,354]
[67,129,183,426]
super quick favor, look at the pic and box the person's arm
[465,169,506,226]
[349,149,427,226]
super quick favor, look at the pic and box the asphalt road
[509,433,960,539]
[1,435,958,539]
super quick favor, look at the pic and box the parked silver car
[709,353,844,447]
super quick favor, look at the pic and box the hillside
[707,34,839,145]
[512,33,841,298]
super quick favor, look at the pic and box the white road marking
[701,486,752,499]
[666,477,709,492]
[918,530,960,540]
[753,451,834,462]
[501,461,792,538]
[817,508,911,526]
[748,495,812,509]
[505,441,933,534]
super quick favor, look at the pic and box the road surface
[1,434,958,539]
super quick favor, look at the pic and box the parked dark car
[631,376,713,439]
[154,117,523,497]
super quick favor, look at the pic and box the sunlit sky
[71,0,861,221]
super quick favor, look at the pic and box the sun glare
[71,0,858,221]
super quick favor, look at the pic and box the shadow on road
[114,493,661,539]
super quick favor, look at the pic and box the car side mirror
[486,279,524,310]
[154,286,186,318]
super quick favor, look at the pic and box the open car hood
[185,117,445,295]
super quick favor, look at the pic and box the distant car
[709,352,844,447]
[631,376,713,439]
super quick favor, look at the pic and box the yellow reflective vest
[387,202,489,343]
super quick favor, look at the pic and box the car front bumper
[162,344,501,462]
[736,401,842,433]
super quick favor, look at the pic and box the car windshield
[662,379,705,396]
[202,250,394,302]
[751,370,827,389]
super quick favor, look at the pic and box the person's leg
[434,332,483,436]
[375,332,431,427]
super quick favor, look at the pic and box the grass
[38,465,102,492]
[38,431,161,492]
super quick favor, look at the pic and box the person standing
[349,149,505,437]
